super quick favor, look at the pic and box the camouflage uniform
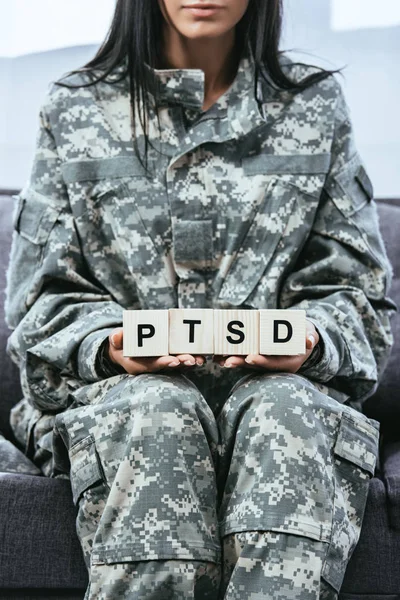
[5,45,394,599]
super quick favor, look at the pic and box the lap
[27,367,379,586]
[21,367,379,484]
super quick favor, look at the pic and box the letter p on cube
[123,310,169,357]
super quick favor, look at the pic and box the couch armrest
[382,441,400,530]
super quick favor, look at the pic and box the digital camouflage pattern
[0,433,40,475]
[5,45,393,598]
[52,371,379,599]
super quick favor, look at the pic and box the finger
[306,332,319,351]
[119,355,180,374]
[194,355,206,366]
[172,354,205,367]
[214,355,240,367]
[110,328,123,350]
[223,356,247,368]
[245,354,275,368]
[246,354,304,373]
[174,354,197,366]
[305,321,319,351]
[213,355,226,366]
[306,335,315,350]
[150,355,181,370]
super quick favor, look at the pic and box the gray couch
[1,194,400,599]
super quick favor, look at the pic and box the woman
[5,1,394,599]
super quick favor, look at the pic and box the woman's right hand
[107,328,205,375]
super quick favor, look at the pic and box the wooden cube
[123,310,169,357]
[259,309,306,355]
[169,309,214,355]
[214,310,259,355]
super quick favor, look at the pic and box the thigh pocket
[321,412,379,592]
[69,434,108,505]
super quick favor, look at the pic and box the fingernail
[308,335,316,347]
[110,336,117,347]
[168,361,180,367]
[245,357,254,365]
[224,363,233,369]
[184,360,195,366]
[196,358,204,366]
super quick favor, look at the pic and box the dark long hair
[56,0,339,166]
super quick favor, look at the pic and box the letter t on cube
[259,309,306,355]
[123,310,169,357]
[169,309,214,354]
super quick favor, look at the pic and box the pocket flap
[14,189,61,245]
[355,165,374,200]
[242,153,331,175]
[334,413,379,476]
[69,435,103,504]
[332,154,373,217]
[62,155,147,183]
[173,219,213,266]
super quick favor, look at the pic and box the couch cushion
[0,473,88,589]
[382,440,400,530]
[0,196,22,438]
[0,591,84,599]
[341,476,400,596]
[364,199,400,430]
[341,441,400,596]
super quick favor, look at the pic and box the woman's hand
[214,320,320,373]
[107,328,205,375]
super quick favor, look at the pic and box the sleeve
[280,82,396,403]
[5,90,124,412]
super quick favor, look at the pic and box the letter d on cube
[259,310,306,355]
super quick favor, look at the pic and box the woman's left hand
[214,320,320,373]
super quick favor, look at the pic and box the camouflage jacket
[5,50,394,422]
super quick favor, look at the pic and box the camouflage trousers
[52,371,380,600]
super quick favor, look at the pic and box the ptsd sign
[123,309,306,357]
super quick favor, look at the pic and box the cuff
[299,318,340,381]
[96,337,127,379]
[77,327,121,382]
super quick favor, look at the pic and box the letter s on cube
[214,310,259,355]
[259,310,306,355]
[123,310,169,357]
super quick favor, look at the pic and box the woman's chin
[178,23,232,40]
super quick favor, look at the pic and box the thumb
[110,328,123,350]
[305,321,319,351]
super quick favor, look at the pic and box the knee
[104,372,207,417]
[224,372,326,421]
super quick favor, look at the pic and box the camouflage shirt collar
[106,46,281,140]
[147,43,258,112]
[151,66,205,110]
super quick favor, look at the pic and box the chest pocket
[63,157,176,309]
[7,189,61,326]
[92,178,165,274]
[218,153,330,306]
